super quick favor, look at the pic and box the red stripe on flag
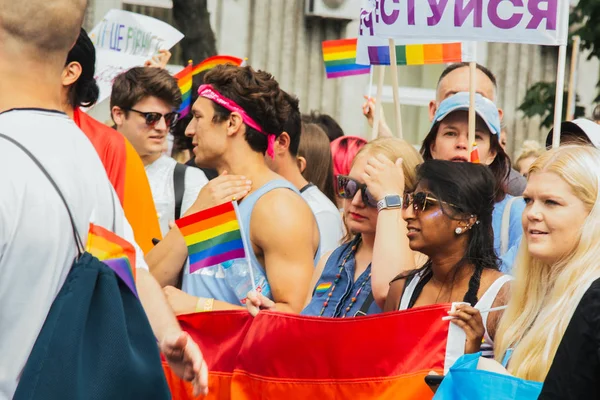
[176,202,236,229]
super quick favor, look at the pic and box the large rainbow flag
[322,38,371,79]
[191,55,245,76]
[162,304,459,399]
[174,61,194,118]
[86,223,137,297]
[176,202,246,273]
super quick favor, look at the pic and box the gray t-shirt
[506,168,526,196]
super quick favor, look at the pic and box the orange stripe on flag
[423,43,444,64]
[442,43,463,63]
[178,211,237,237]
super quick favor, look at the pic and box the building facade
[86,0,599,158]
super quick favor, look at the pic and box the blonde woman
[248,138,423,316]
[493,145,600,397]
[513,140,543,177]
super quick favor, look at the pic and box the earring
[455,227,463,235]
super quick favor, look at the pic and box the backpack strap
[0,133,85,256]
[173,162,187,220]
[354,291,375,317]
[500,196,520,256]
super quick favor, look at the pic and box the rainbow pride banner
[176,202,246,274]
[367,42,473,66]
[356,28,476,66]
[86,223,137,297]
[162,304,461,399]
[322,38,371,79]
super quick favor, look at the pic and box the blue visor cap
[431,92,501,137]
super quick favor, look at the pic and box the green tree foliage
[518,82,586,129]
[519,1,597,127]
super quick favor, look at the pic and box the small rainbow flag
[176,202,246,274]
[174,61,193,118]
[322,38,371,79]
[191,55,245,76]
[471,142,481,163]
[86,223,138,297]
[368,42,472,66]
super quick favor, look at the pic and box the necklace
[319,236,370,317]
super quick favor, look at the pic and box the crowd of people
[2,0,600,399]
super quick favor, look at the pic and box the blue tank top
[182,179,301,305]
[302,236,381,317]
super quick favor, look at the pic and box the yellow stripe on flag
[184,220,241,246]
[179,80,192,93]
[323,50,357,62]
[406,44,425,65]
[87,234,123,258]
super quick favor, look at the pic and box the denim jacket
[302,237,381,317]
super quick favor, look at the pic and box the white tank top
[398,272,513,358]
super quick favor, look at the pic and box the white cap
[545,119,600,148]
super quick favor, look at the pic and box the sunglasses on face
[403,192,458,213]
[336,175,378,208]
[126,108,180,129]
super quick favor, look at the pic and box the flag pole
[467,45,478,157]
[552,45,568,148]
[388,38,403,139]
[371,65,385,140]
[566,36,580,121]
[365,66,374,112]
[232,201,257,293]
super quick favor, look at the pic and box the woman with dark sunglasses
[384,160,511,357]
[247,138,423,317]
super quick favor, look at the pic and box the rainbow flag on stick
[191,55,245,76]
[471,142,481,163]
[367,42,474,66]
[174,61,193,118]
[176,202,246,274]
[86,223,138,297]
[322,38,371,79]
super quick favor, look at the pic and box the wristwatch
[377,194,402,212]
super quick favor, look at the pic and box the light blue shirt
[492,195,525,273]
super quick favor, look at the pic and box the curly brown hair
[203,64,291,155]
[110,67,182,115]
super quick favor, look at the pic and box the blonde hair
[354,137,423,192]
[340,138,423,243]
[494,145,600,381]
[514,140,543,171]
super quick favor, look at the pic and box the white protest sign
[89,9,184,104]
[360,0,569,47]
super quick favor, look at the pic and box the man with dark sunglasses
[111,67,208,236]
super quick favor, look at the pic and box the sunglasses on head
[126,108,180,129]
[403,192,458,213]
[336,175,378,208]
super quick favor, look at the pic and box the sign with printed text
[89,9,184,104]
[360,0,569,47]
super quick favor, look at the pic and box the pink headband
[198,84,275,158]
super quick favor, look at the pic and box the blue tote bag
[433,352,543,400]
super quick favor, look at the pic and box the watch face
[386,195,402,207]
